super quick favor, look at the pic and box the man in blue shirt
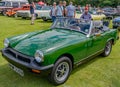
[55,1,63,17]
[50,2,57,22]
[80,8,92,21]
[66,2,76,18]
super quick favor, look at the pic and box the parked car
[102,7,117,17]
[113,17,120,30]
[40,6,52,21]
[6,4,30,17]
[1,18,119,85]
[16,4,42,19]
[116,6,120,16]
[0,0,28,15]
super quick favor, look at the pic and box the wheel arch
[107,38,115,45]
[54,53,74,68]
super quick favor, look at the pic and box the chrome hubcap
[55,62,69,82]
[105,42,111,55]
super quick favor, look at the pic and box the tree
[28,0,119,7]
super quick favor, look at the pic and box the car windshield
[41,6,51,10]
[0,2,5,6]
[51,18,91,34]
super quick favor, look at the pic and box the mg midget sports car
[1,18,119,85]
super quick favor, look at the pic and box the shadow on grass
[15,17,30,20]
[0,63,54,87]
[36,20,52,23]
[72,55,103,74]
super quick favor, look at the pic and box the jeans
[51,16,56,22]
[56,16,64,27]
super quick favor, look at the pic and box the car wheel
[3,11,7,16]
[22,17,26,19]
[42,17,47,21]
[102,41,112,57]
[49,56,72,85]
[14,14,17,18]
[6,14,10,17]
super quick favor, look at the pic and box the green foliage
[31,0,119,7]
[0,0,119,7]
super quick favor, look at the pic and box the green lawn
[0,15,120,87]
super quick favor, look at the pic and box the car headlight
[4,38,9,47]
[34,50,44,63]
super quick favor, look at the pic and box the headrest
[93,21,103,27]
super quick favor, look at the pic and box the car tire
[22,17,26,19]
[42,17,47,21]
[3,11,7,16]
[102,41,112,57]
[14,14,17,18]
[7,14,10,17]
[49,56,72,85]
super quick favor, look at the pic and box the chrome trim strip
[87,21,93,37]
[74,49,104,66]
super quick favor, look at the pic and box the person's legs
[31,14,34,25]
[52,16,54,22]
[52,16,56,22]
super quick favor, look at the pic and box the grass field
[0,15,120,87]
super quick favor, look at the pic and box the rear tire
[42,17,47,21]
[48,56,72,85]
[102,41,112,57]
[22,17,26,19]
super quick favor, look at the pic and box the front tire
[102,41,112,57]
[49,56,72,85]
[14,14,17,18]
[3,11,7,16]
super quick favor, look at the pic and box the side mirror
[94,33,101,37]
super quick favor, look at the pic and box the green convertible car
[1,18,119,85]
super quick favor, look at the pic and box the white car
[16,5,42,19]
[39,6,52,21]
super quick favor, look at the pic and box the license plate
[9,63,24,77]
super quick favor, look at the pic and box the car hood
[35,10,50,13]
[76,13,105,20]
[9,29,86,56]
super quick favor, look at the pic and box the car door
[86,27,106,57]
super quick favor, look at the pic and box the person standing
[85,4,89,11]
[80,8,92,21]
[63,1,67,17]
[77,5,83,13]
[50,2,57,22]
[55,1,63,17]
[30,2,35,25]
[66,2,76,18]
